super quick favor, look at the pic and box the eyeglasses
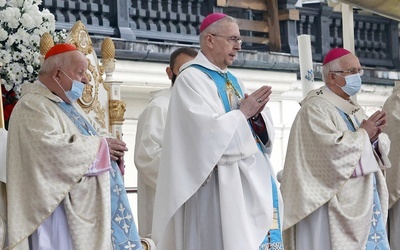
[210,34,242,46]
[331,68,364,76]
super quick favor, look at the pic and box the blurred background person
[134,47,197,238]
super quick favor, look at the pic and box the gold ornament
[101,37,115,59]
[67,20,93,55]
[39,32,54,56]
[109,100,126,125]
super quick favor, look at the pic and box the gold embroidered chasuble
[6,82,111,249]
[281,86,389,250]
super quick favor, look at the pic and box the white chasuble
[135,88,171,238]
[152,52,283,250]
[6,82,111,250]
[281,86,390,250]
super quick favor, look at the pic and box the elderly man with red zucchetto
[6,44,142,250]
[281,48,391,250]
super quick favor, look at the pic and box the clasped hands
[239,85,272,119]
[106,138,128,162]
[360,110,387,142]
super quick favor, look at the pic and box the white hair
[199,15,237,45]
[39,50,83,74]
[321,59,341,83]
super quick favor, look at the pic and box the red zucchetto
[200,13,227,33]
[322,48,351,65]
[44,43,78,60]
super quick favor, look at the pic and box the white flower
[54,29,68,44]
[0,1,65,97]
[2,7,21,29]
[29,33,40,46]
[21,13,36,30]
[14,0,25,8]
[0,50,12,64]
[0,28,7,41]
[6,34,17,47]
[16,28,30,42]
[23,0,36,8]
[26,65,34,73]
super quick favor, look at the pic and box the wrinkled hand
[360,110,387,142]
[106,138,128,161]
[239,85,272,119]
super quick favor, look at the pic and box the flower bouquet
[0,0,66,129]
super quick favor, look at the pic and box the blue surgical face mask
[336,73,362,96]
[54,69,85,102]
[65,80,85,102]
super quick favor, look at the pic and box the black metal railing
[297,3,399,68]
[41,0,115,36]
[40,0,400,70]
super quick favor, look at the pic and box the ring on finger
[257,98,262,103]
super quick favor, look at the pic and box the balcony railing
[296,3,399,68]
[41,0,399,70]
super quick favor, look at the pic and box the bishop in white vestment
[281,48,391,250]
[152,13,283,250]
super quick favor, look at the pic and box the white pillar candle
[297,34,315,97]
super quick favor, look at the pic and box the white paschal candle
[297,34,314,98]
